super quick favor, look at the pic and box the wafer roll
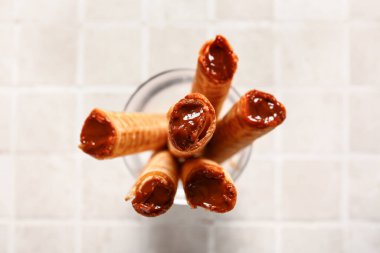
[192,35,238,117]
[167,93,216,158]
[124,151,178,217]
[181,158,237,213]
[79,108,167,159]
[125,151,179,217]
[205,89,286,163]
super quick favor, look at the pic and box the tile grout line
[0,85,139,93]
[5,218,380,227]
[274,156,283,253]
[8,86,17,253]
[207,223,215,253]
[140,0,150,81]
[10,21,17,88]
[206,0,216,38]
[0,19,378,26]
[74,0,85,251]
[1,219,139,226]
[74,115,83,253]
[8,87,17,253]
[0,84,379,94]
[341,1,351,251]
[8,13,21,252]
[140,26,149,81]
[274,157,283,253]
[210,220,380,228]
[207,0,216,22]
[273,8,283,253]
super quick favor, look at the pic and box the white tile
[15,225,75,253]
[82,157,139,220]
[0,25,14,85]
[0,93,11,152]
[282,92,343,154]
[15,93,77,153]
[0,225,8,253]
[251,134,275,154]
[84,26,141,85]
[221,160,275,220]
[0,156,11,218]
[18,24,76,85]
[148,0,207,23]
[16,0,77,21]
[0,59,13,86]
[0,0,13,20]
[349,160,380,220]
[142,204,213,225]
[82,225,143,253]
[282,227,342,253]
[0,25,15,59]
[82,91,133,115]
[214,226,275,253]
[216,0,273,20]
[350,93,380,153]
[347,226,380,253]
[350,0,380,20]
[282,161,341,220]
[351,24,380,85]
[278,23,345,86]
[149,27,206,74]
[86,0,140,20]
[143,224,209,253]
[215,28,274,86]
[276,0,345,20]
[15,156,76,218]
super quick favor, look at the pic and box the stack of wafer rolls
[125,151,178,217]
[78,34,287,217]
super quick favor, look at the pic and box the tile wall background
[0,0,380,252]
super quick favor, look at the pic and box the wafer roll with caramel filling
[79,108,167,159]
[192,35,238,117]
[125,151,179,217]
[205,89,286,163]
[181,158,237,213]
[167,93,216,158]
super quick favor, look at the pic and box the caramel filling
[80,111,116,158]
[169,100,210,151]
[185,168,236,213]
[244,90,286,128]
[132,174,175,217]
[204,35,236,82]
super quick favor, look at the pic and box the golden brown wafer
[79,108,167,159]
[181,158,237,213]
[167,93,216,158]
[125,151,179,217]
[192,35,238,117]
[205,89,286,163]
